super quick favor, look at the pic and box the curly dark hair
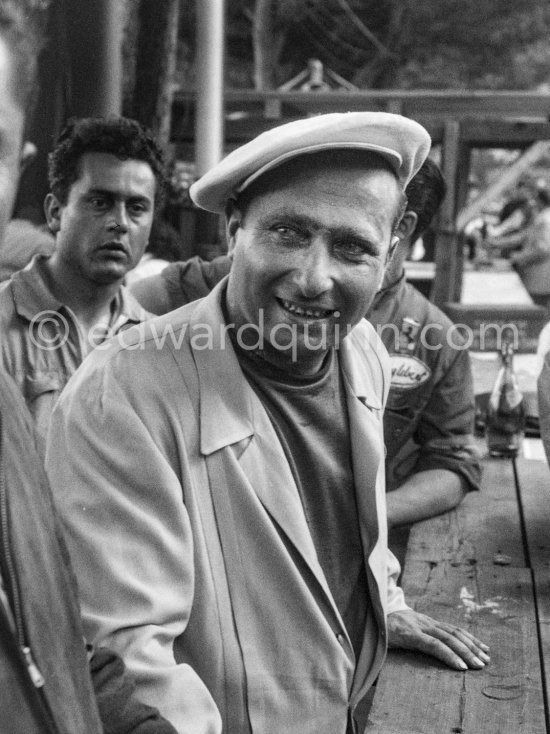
[48,116,168,206]
[405,158,447,243]
[0,1,43,121]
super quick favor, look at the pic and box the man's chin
[90,266,128,286]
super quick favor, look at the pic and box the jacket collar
[190,279,382,455]
[11,254,62,319]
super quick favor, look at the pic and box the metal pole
[194,0,225,245]
[195,0,225,175]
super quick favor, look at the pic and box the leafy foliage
[178,0,550,90]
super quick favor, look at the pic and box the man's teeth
[281,299,332,318]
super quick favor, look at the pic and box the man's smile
[277,296,337,320]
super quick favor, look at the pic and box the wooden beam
[175,88,550,121]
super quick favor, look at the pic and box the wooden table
[366,350,550,733]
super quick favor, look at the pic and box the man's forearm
[386,469,468,528]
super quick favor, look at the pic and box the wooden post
[195,0,226,245]
[432,120,463,307]
[65,0,123,118]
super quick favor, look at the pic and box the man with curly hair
[0,115,165,455]
[0,3,178,733]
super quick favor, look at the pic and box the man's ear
[395,210,418,242]
[20,141,37,173]
[44,193,62,234]
[225,201,243,252]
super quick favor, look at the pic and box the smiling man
[46,113,489,734]
[0,116,165,454]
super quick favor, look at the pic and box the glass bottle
[485,341,526,457]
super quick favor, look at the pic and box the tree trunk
[132,0,180,149]
[252,0,284,90]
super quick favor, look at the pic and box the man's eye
[128,203,147,216]
[273,226,307,245]
[90,197,109,210]
[275,226,295,236]
[335,241,374,261]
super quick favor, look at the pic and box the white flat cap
[190,111,431,213]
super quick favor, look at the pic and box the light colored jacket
[46,280,408,734]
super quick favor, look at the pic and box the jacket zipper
[0,413,45,689]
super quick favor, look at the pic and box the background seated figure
[367,159,480,535]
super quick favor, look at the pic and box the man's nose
[107,203,129,233]
[292,239,333,297]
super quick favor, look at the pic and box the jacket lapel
[341,324,392,698]
[190,285,330,595]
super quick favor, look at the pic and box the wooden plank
[172,108,550,148]
[515,456,550,727]
[366,564,546,734]
[175,89,550,119]
[534,568,550,728]
[406,456,525,569]
[515,457,550,571]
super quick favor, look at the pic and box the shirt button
[336,633,346,646]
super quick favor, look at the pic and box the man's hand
[387,609,490,671]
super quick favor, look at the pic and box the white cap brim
[190,112,431,213]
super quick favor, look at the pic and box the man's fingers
[426,627,488,668]
[412,632,470,671]
[386,611,491,670]
[446,626,490,656]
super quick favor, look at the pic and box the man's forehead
[237,152,402,215]
[72,152,156,191]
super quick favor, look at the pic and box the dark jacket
[368,276,481,492]
[0,368,102,734]
[0,368,178,734]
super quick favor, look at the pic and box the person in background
[0,3,177,733]
[537,349,550,467]
[483,182,545,260]
[129,243,232,312]
[0,115,162,456]
[367,159,481,542]
[125,216,183,286]
[46,112,489,734]
[507,187,550,314]
[0,218,54,280]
